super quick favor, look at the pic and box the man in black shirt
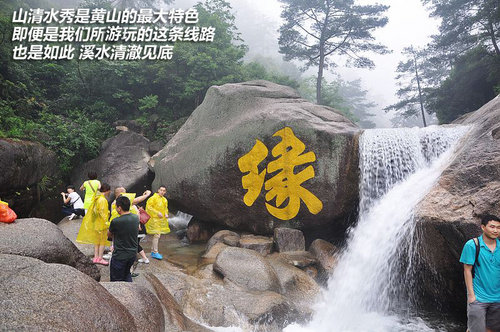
[107,195,139,282]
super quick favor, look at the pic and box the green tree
[385,46,429,127]
[426,47,500,124]
[278,0,389,105]
[415,0,500,123]
[299,76,376,127]
[423,0,500,58]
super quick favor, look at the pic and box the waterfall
[285,125,469,332]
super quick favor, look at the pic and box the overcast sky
[177,0,441,126]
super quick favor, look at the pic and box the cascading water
[285,125,469,332]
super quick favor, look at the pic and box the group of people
[63,173,500,325]
[69,171,170,282]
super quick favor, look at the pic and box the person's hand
[467,294,476,304]
[61,192,66,196]
[157,212,163,218]
[143,190,151,196]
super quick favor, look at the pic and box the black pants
[62,207,85,217]
[109,257,135,282]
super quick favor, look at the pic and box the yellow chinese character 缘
[238,127,323,220]
[238,139,268,206]
[264,127,323,220]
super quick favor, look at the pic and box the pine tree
[278,0,389,105]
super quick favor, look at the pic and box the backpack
[471,237,481,278]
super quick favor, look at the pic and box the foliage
[242,61,300,89]
[385,46,430,127]
[423,0,500,58]
[24,110,113,174]
[299,76,376,128]
[426,47,500,124]
[1,0,306,178]
[408,0,500,123]
[278,0,389,104]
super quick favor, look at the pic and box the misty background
[173,0,440,127]
[1,0,498,177]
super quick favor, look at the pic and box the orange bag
[0,200,17,223]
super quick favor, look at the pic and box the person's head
[88,171,98,180]
[481,214,500,240]
[66,185,75,193]
[115,187,126,198]
[100,183,111,195]
[115,195,130,214]
[157,185,166,197]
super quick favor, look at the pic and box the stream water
[283,125,469,332]
[194,125,470,332]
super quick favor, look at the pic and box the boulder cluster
[0,217,339,331]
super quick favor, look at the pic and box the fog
[46,0,441,127]
[174,0,440,127]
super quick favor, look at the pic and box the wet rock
[303,265,319,279]
[149,140,165,155]
[202,241,228,260]
[278,251,318,268]
[274,227,305,252]
[71,131,154,199]
[145,273,211,332]
[161,268,299,330]
[415,95,500,317]
[101,282,165,332]
[113,119,143,133]
[0,254,135,331]
[150,80,360,236]
[267,254,320,315]
[186,219,215,243]
[116,125,129,131]
[206,230,240,252]
[239,234,274,256]
[309,238,338,273]
[0,218,99,280]
[193,264,221,282]
[0,138,58,218]
[222,235,240,247]
[214,247,281,292]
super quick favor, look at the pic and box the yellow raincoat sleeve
[94,196,109,231]
[145,193,170,234]
[110,193,138,222]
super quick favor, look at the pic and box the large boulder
[214,247,281,292]
[415,95,500,317]
[156,265,305,330]
[0,218,99,280]
[72,131,154,197]
[0,254,136,331]
[274,227,305,252]
[0,138,58,218]
[150,80,361,239]
[101,282,165,332]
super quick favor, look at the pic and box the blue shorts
[109,257,135,282]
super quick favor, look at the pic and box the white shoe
[138,258,150,264]
[102,253,112,260]
[68,213,76,220]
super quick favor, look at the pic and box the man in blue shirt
[460,214,500,332]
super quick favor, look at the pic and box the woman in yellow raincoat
[145,185,170,260]
[76,183,111,265]
[79,171,101,213]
